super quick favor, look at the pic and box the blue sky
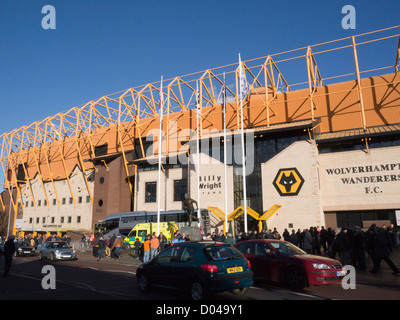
[0,0,399,189]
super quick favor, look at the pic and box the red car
[234,239,346,290]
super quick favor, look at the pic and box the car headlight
[313,263,331,270]
[55,250,60,254]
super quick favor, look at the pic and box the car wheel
[50,253,56,261]
[137,273,150,292]
[286,267,307,290]
[39,252,43,260]
[232,287,247,295]
[190,280,206,301]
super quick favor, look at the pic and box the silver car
[39,241,77,261]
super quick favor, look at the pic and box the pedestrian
[369,226,399,275]
[158,232,167,251]
[111,235,124,261]
[109,233,116,259]
[353,226,367,271]
[143,235,151,263]
[303,229,313,254]
[333,227,351,265]
[150,234,159,259]
[296,229,303,249]
[283,228,290,242]
[327,228,335,257]
[389,224,398,249]
[320,226,328,253]
[37,234,43,251]
[133,238,141,259]
[3,235,16,277]
[97,236,106,261]
[104,238,111,257]
[289,229,299,246]
[273,228,281,240]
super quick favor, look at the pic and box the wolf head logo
[279,172,297,193]
[273,168,304,196]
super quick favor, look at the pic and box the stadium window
[68,216,72,223]
[145,181,157,203]
[53,199,57,205]
[78,196,82,204]
[173,179,187,201]
[69,197,73,204]
[77,216,81,223]
[62,198,66,205]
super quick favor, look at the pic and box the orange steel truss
[1,26,400,233]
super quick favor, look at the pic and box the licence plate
[24,251,31,254]
[336,270,346,276]
[227,266,243,274]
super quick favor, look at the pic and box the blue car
[136,241,253,300]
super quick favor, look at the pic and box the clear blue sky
[0,0,399,188]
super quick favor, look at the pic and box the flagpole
[239,53,248,234]
[223,73,228,235]
[157,75,163,236]
[196,80,201,224]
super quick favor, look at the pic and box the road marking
[85,266,136,275]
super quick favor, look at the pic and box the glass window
[156,245,184,263]
[180,246,197,262]
[145,182,157,203]
[235,242,255,255]
[203,245,243,261]
[173,179,187,202]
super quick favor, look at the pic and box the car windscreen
[18,242,30,247]
[203,245,243,261]
[269,242,305,255]
[52,242,71,248]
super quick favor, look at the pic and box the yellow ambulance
[123,222,178,249]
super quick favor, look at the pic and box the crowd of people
[4,223,398,276]
[232,224,399,274]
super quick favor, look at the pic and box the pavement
[75,246,400,290]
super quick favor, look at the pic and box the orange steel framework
[1,26,400,234]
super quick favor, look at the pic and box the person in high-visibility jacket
[143,236,151,263]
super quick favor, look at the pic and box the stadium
[1,26,399,237]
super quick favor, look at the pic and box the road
[2,251,400,302]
